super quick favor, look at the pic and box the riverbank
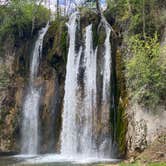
[108,134,166,166]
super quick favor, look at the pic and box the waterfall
[61,14,98,156]
[30,27,47,81]
[80,24,97,155]
[21,23,49,154]
[61,12,113,158]
[99,21,112,157]
[102,26,111,103]
[61,12,80,155]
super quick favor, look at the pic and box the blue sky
[58,0,106,5]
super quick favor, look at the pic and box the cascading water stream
[21,23,49,155]
[102,26,111,103]
[61,12,112,158]
[80,24,97,155]
[61,12,80,156]
[61,14,98,157]
[99,20,112,157]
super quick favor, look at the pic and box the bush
[125,34,166,109]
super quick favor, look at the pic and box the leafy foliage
[107,0,166,36]
[106,0,166,109]
[0,0,49,43]
[125,34,166,108]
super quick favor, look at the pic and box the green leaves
[0,1,49,43]
[125,34,166,109]
[106,0,166,37]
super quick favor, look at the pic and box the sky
[58,0,106,5]
[44,0,106,12]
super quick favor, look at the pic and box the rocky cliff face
[0,36,33,152]
[0,22,67,153]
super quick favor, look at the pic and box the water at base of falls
[0,154,120,166]
[21,23,49,155]
[61,12,112,158]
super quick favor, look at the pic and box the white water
[102,26,111,103]
[80,24,97,155]
[61,14,98,157]
[13,154,120,164]
[21,23,49,154]
[61,12,80,155]
[99,19,112,157]
[21,88,41,154]
[30,24,49,81]
[61,13,112,158]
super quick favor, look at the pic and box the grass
[119,162,166,166]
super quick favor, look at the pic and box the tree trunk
[57,0,60,18]
[96,0,101,15]
[142,0,146,39]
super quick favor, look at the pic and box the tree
[56,0,60,17]
[31,0,43,35]
[85,0,100,13]
[0,0,49,43]
[95,0,100,12]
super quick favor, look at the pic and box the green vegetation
[115,49,128,156]
[119,162,166,166]
[105,0,166,156]
[43,18,68,70]
[0,0,49,45]
[107,0,166,36]
[106,0,166,109]
[125,34,166,109]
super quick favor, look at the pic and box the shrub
[125,34,166,109]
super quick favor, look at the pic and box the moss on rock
[115,48,128,157]
[43,18,68,71]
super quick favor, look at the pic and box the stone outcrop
[0,37,31,152]
[127,104,166,154]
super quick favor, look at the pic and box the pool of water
[0,154,120,166]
